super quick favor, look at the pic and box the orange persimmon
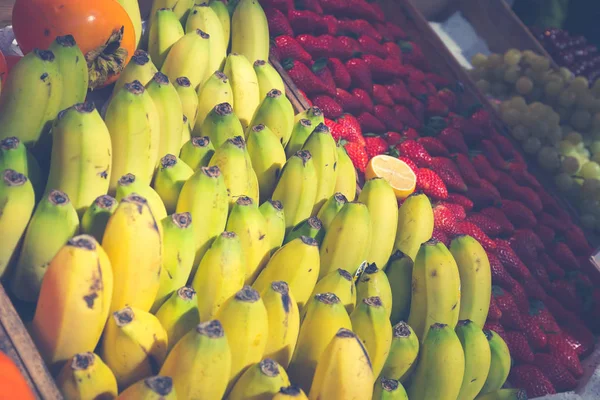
[0,351,35,400]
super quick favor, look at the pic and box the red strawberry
[337,114,364,144]
[470,108,493,132]
[322,14,338,35]
[466,182,501,209]
[466,213,502,237]
[547,332,584,377]
[338,36,363,59]
[392,105,421,129]
[495,239,531,280]
[533,354,578,391]
[396,140,432,167]
[509,233,539,263]
[552,242,581,271]
[383,41,402,59]
[265,8,294,36]
[521,275,548,301]
[439,202,466,220]
[529,299,560,332]
[335,88,363,114]
[430,157,467,193]
[539,253,565,280]
[488,251,517,290]
[383,21,406,40]
[479,140,508,170]
[346,58,373,94]
[362,54,399,81]
[374,105,404,132]
[372,84,394,106]
[507,161,541,190]
[551,280,583,312]
[425,95,449,117]
[399,40,427,69]
[455,221,496,251]
[325,118,342,141]
[544,296,577,325]
[509,365,556,397]
[471,154,499,183]
[522,315,548,350]
[408,97,426,123]
[288,10,324,34]
[358,35,388,58]
[297,34,342,59]
[438,127,468,154]
[343,141,368,172]
[402,127,420,140]
[508,281,529,313]
[500,200,537,229]
[436,88,457,111]
[416,168,448,200]
[564,225,592,256]
[328,58,351,89]
[452,154,480,187]
[319,0,349,14]
[504,331,534,363]
[310,59,337,96]
[561,320,596,358]
[431,227,451,247]
[539,212,568,233]
[284,59,332,95]
[529,261,552,290]
[535,224,555,247]
[481,207,515,235]
[312,95,343,119]
[488,296,503,321]
[346,0,385,22]
[357,112,386,133]
[351,88,374,112]
[296,89,312,106]
[489,131,516,158]
[510,186,544,215]
[383,131,402,146]
[261,0,294,13]
[364,136,388,159]
[407,80,428,97]
[445,194,473,212]
[433,203,459,235]
[275,36,312,63]
[295,0,323,13]
[397,156,418,174]
[337,19,382,42]
[417,137,449,157]
[385,81,411,105]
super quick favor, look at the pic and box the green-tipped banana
[209,0,231,50]
[247,124,286,203]
[284,216,324,245]
[49,35,88,111]
[174,76,199,128]
[81,195,118,243]
[195,71,234,131]
[231,0,269,64]
[180,136,215,171]
[155,286,200,353]
[394,192,434,261]
[294,106,324,126]
[0,170,35,279]
[112,50,158,98]
[316,192,347,231]
[223,53,260,130]
[285,119,314,159]
[455,320,491,400]
[381,322,420,383]
[254,60,286,101]
[105,80,160,192]
[229,358,291,400]
[152,212,195,311]
[335,144,357,201]
[181,115,192,149]
[319,201,371,279]
[476,388,528,400]
[56,353,118,400]
[357,263,393,319]
[186,3,226,77]
[117,376,176,399]
[249,89,295,146]
[148,8,185,69]
[149,0,194,27]
[45,103,112,216]
[307,268,356,316]
[201,102,244,150]
[260,200,286,254]
[115,173,167,222]
[161,29,210,89]
[0,137,43,199]
[479,330,512,395]
[373,378,409,400]
[10,190,79,302]
[386,250,413,325]
[154,154,194,214]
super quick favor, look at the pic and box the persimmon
[0,351,35,400]
[12,0,136,89]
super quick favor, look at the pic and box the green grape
[523,137,542,154]
[530,55,550,72]
[545,80,564,98]
[580,213,596,230]
[531,121,549,138]
[583,178,600,196]
[556,106,573,122]
[592,79,600,97]
[565,131,584,145]
[475,79,491,93]
[561,125,574,135]
[547,111,561,127]
[509,96,528,111]
[515,76,533,95]
[570,109,592,131]
[471,53,488,68]
[558,67,573,81]
[504,49,522,66]
[555,172,574,192]
[580,161,600,179]
[470,68,487,81]
[547,127,563,144]
[511,124,530,141]
[527,86,544,102]
[558,140,576,155]
[537,146,561,171]
[487,53,504,69]
[501,108,521,126]
[558,90,577,108]
[591,113,600,131]
[503,66,521,84]
[562,156,580,174]
[592,152,600,164]
[576,92,595,109]
[493,65,508,81]
[570,76,589,95]
[491,82,509,98]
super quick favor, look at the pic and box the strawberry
[335,88,363,114]
[338,36,363,59]
[539,212,568,234]
[489,131,515,158]
[396,140,432,167]
[551,280,583,312]
[446,193,474,212]
[425,95,449,117]
[552,242,581,271]
[297,34,342,59]
[385,81,411,105]
[417,137,449,157]
[407,80,429,97]
[383,41,402,59]
[399,40,427,69]
[509,365,556,397]
[319,0,349,14]
[408,96,426,123]
[416,168,448,200]
[402,127,420,140]
[505,185,543,215]
[507,162,542,190]
[346,0,385,22]
[438,127,468,154]
[392,105,421,129]
[509,233,539,263]
[466,183,501,209]
[529,299,560,332]
[295,0,323,13]
[436,88,457,111]
[296,89,312,106]
[560,320,596,358]
[337,114,364,144]
[362,54,399,81]
[563,225,592,256]
[455,221,496,251]
[383,131,402,146]
[431,227,451,247]
[283,59,330,95]
[364,136,388,159]
[508,281,529,313]
[312,95,343,119]
[500,200,537,229]
[433,203,459,235]
[481,207,515,235]
[288,10,324,34]
[372,84,394,106]
[337,19,382,42]
[382,21,407,40]
[470,108,493,132]
[346,58,373,94]
[430,157,467,192]
[351,88,374,112]
[495,239,531,280]
[265,8,294,36]
[343,141,368,172]
[503,331,534,363]
[397,156,418,174]
[310,59,337,96]
[466,213,502,237]
[322,14,339,35]
[488,251,517,290]
[451,154,480,187]
[488,296,503,321]
[522,314,548,350]
[484,323,506,340]
[275,36,312,63]
[374,105,404,132]
[261,0,294,13]
[529,261,552,290]
[547,332,584,377]
[480,140,508,170]
[533,354,578,392]
[439,202,466,220]
[357,112,386,133]
[328,58,351,89]
[535,225,555,247]
[544,296,577,325]
[324,118,343,141]
[539,253,565,280]
[471,155,499,183]
[358,35,388,58]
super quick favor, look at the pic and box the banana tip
[202,165,221,178]
[300,235,318,246]
[177,286,196,300]
[144,376,174,396]
[259,359,281,377]
[160,154,178,169]
[0,136,19,150]
[71,352,95,370]
[48,189,70,206]
[236,196,253,206]
[192,136,211,148]
[172,212,192,228]
[337,269,353,281]
[267,199,283,211]
[380,378,400,392]
[113,307,134,326]
[363,296,383,307]
[393,321,412,338]
[2,169,27,186]
[34,49,55,62]
[175,76,191,87]
[131,50,151,66]
[315,292,340,305]
[196,320,225,338]
[235,285,260,302]
[55,34,76,47]
[67,235,97,251]
[152,72,170,85]
[333,192,348,203]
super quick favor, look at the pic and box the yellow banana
[176,165,228,269]
[394,192,434,261]
[192,231,245,321]
[153,154,193,214]
[229,358,291,400]
[112,50,159,98]
[250,88,295,146]
[159,320,231,399]
[373,378,408,400]
[294,106,324,125]
[56,353,118,400]
[288,293,352,393]
[272,150,318,233]
[286,118,314,159]
[284,216,324,245]
[274,386,309,399]
[316,192,347,231]
[102,194,162,313]
[357,263,393,319]
[45,102,111,216]
[247,123,286,202]
[479,330,511,395]
[115,173,167,222]
[117,0,142,48]
[381,322,420,383]
[117,376,176,400]
[456,320,491,400]
[105,80,160,191]
[10,189,79,302]
[201,102,244,149]
[195,71,234,132]
[216,286,269,392]
[181,115,192,149]
[261,281,300,368]
[173,76,199,128]
[148,8,184,69]
[231,0,270,64]
[223,53,260,130]
[254,59,286,101]
[180,136,215,171]
[155,286,200,353]
[0,170,35,279]
[210,0,231,50]
[260,199,286,254]
[0,137,43,199]
[186,3,227,77]
[386,250,413,325]
[161,29,210,89]
[49,35,88,111]
[309,328,374,400]
[81,195,118,243]
[308,268,356,316]
[319,201,371,279]
[350,296,392,379]
[149,0,194,26]
[407,323,465,400]
[334,144,357,201]
[450,235,492,329]
[29,235,113,369]
[476,388,527,400]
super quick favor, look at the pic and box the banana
[0,170,35,279]
[254,60,286,101]
[186,3,227,77]
[105,80,160,191]
[117,0,142,48]
[455,320,491,400]
[148,8,184,69]
[359,178,398,269]
[357,263,393,319]
[479,330,511,395]
[45,102,112,216]
[0,137,43,198]
[226,196,271,284]
[80,195,118,243]
[10,190,79,302]
[250,88,295,146]
[286,119,314,159]
[294,106,324,125]
[176,165,228,269]
[173,76,199,128]
[216,286,269,392]
[56,353,118,400]
[350,296,392,379]
[161,29,211,89]
[284,216,324,245]
[394,192,434,262]
[450,235,492,329]
[274,386,309,399]
[155,287,200,353]
[146,72,184,162]
[112,50,159,98]
[247,123,286,202]
[102,194,162,313]
[192,231,245,321]
[153,155,193,214]
[407,323,465,400]
[381,322,420,383]
[195,71,234,131]
[0,49,62,146]
[373,378,409,400]
[223,53,260,130]
[476,388,528,400]
[272,150,318,233]
[229,358,291,400]
[149,0,194,27]
[231,0,269,64]
[115,173,168,222]
[288,293,352,393]
[308,328,374,400]
[180,136,215,171]
[209,136,259,205]
[29,235,113,369]
[201,102,244,149]
[253,236,320,310]
[159,320,231,399]
[117,376,176,400]
[316,192,347,231]
[308,269,356,316]
[209,0,231,49]
[49,35,88,111]
[153,212,195,310]
[101,306,168,390]
[408,239,461,341]
[260,200,286,254]
[319,201,371,279]
[334,145,357,201]
[386,251,413,325]
[181,115,192,149]
[261,281,300,368]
